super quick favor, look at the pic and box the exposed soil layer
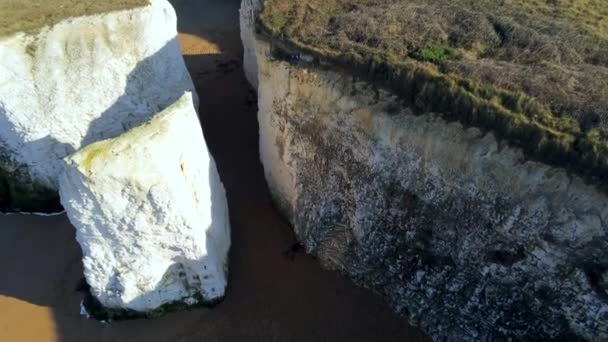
[0,0,149,37]
[0,0,429,340]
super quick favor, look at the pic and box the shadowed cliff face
[0,0,429,341]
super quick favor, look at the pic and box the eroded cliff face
[0,0,196,213]
[241,1,608,339]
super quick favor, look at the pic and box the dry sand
[0,0,429,340]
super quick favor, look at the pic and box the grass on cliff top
[258,0,608,188]
[0,0,150,37]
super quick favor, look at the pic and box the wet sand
[0,0,429,341]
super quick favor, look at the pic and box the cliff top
[0,0,150,37]
[258,0,608,188]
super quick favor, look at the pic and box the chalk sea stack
[60,92,230,317]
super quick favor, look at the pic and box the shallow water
[0,0,429,340]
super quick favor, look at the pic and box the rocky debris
[0,0,196,213]
[59,92,230,315]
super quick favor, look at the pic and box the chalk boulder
[0,0,196,213]
[59,92,230,314]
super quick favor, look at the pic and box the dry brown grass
[261,0,608,127]
[0,0,150,37]
[259,0,608,189]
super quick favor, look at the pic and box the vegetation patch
[257,0,608,190]
[0,0,150,37]
[410,44,456,65]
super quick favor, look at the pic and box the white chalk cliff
[241,0,608,340]
[0,0,196,212]
[59,92,230,313]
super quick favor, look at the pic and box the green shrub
[411,44,456,65]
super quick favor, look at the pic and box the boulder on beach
[0,0,196,213]
[59,92,230,316]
